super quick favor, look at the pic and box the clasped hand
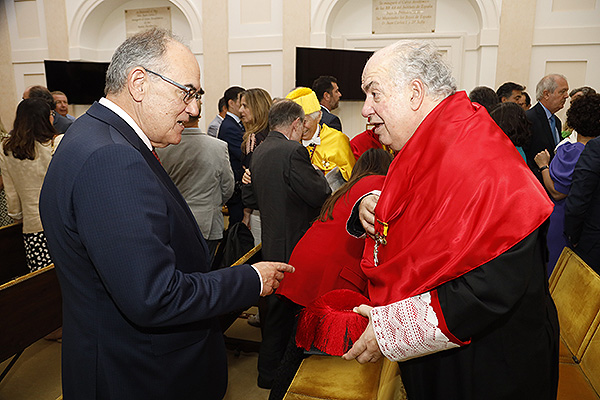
[342,304,383,363]
[359,194,379,238]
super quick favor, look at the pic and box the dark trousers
[226,190,243,226]
[206,239,219,266]
[257,295,299,388]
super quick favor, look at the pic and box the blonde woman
[239,88,273,244]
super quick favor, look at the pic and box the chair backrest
[580,323,600,394]
[550,247,600,361]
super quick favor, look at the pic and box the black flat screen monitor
[295,47,374,101]
[44,60,109,104]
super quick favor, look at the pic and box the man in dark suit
[525,74,569,180]
[495,81,525,104]
[23,85,73,134]
[243,100,331,388]
[312,75,343,132]
[39,29,293,400]
[218,86,246,225]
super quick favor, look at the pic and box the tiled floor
[0,309,268,400]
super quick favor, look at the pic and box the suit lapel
[534,103,556,148]
[87,103,207,248]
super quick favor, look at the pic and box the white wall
[1,0,599,132]
[528,0,600,122]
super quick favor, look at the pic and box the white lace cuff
[370,292,461,362]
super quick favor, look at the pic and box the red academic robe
[359,92,558,399]
[363,91,553,306]
[277,175,385,307]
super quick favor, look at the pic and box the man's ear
[129,67,147,102]
[409,79,425,111]
[292,117,304,138]
[543,90,550,100]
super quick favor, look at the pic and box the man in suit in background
[52,90,77,121]
[23,85,73,134]
[156,92,235,262]
[496,81,525,104]
[40,29,293,400]
[243,99,331,389]
[312,75,343,132]
[525,74,569,181]
[207,96,227,137]
[218,86,246,225]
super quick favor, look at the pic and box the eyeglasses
[144,68,202,105]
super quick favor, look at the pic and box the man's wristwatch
[539,165,549,172]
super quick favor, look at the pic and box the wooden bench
[550,247,600,399]
[0,222,29,285]
[0,265,63,382]
[0,222,62,383]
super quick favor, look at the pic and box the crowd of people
[1,27,599,400]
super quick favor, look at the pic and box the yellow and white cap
[285,87,321,115]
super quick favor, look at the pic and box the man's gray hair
[268,99,305,131]
[379,40,457,100]
[105,28,182,95]
[535,74,568,101]
[305,110,321,122]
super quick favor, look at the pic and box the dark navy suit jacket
[218,114,244,181]
[40,102,260,399]
[320,105,342,132]
[566,137,600,274]
[525,102,562,181]
[53,112,73,134]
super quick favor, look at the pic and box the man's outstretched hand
[253,262,295,296]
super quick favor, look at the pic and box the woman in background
[490,101,532,162]
[240,88,273,167]
[239,88,273,241]
[0,117,13,227]
[535,94,600,276]
[270,148,394,400]
[0,98,62,271]
[238,88,273,327]
[278,148,394,307]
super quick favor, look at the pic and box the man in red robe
[342,40,559,400]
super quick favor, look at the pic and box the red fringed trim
[296,289,372,356]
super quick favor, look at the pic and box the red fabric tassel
[296,289,372,356]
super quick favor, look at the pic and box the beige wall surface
[0,2,17,130]
[1,0,599,131]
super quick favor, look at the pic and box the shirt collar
[302,124,321,147]
[321,104,330,113]
[539,102,554,119]
[226,111,242,124]
[99,97,152,150]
